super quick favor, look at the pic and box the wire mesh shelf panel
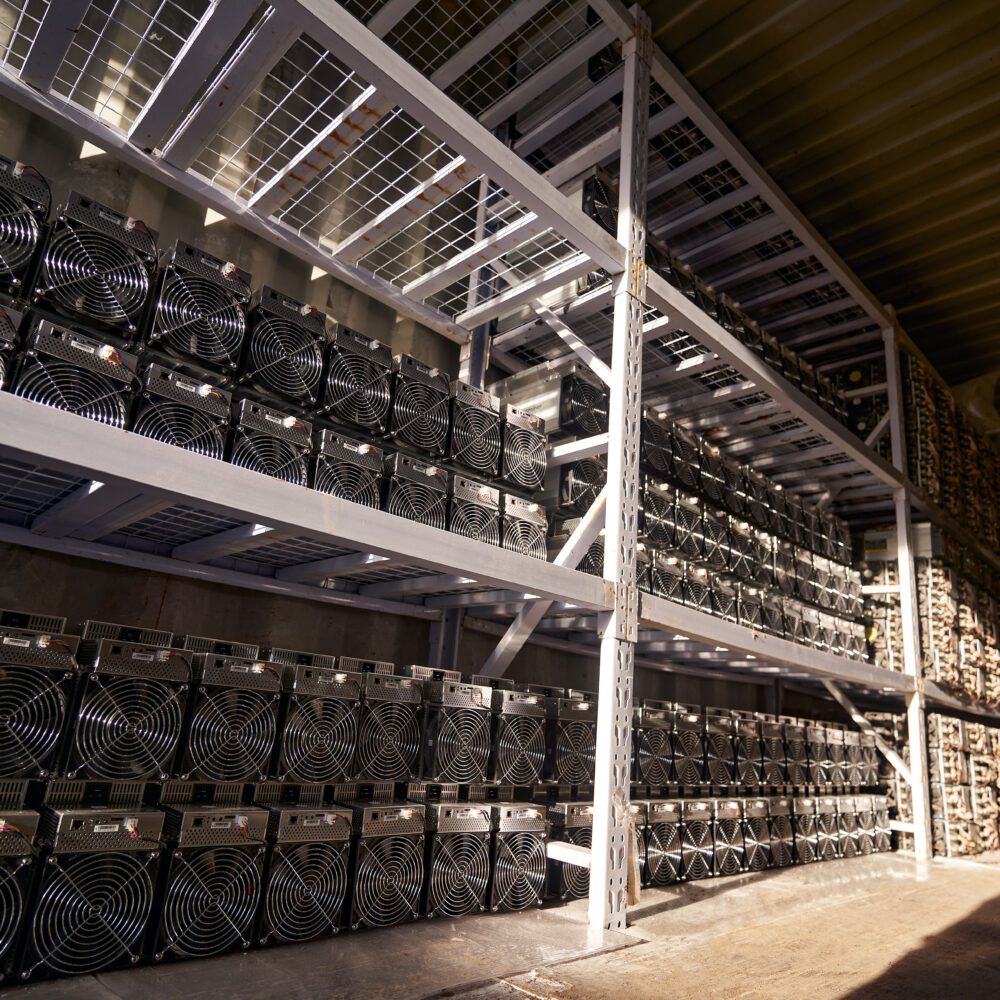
[0,458,89,528]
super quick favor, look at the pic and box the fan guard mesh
[186,687,276,781]
[762,737,787,785]
[681,820,712,880]
[554,720,596,784]
[714,818,744,876]
[839,814,859,858]
[706,732,735,784]
[263,841,347,942]
[817,814,839,861]
[280,696,358,782]
[559,827,592,898]
[562,377,608,436]
[0,861,25,962]
[502,426,546,491]
[313,457,381,508]
[636,728,672,785]
[494,716,545,784]
[354,836,422,927]
[356,701,421,781]
[392,379,449,452]
[132,401,226,459]
[155,273,245,366]
[29,852,153,975]
[0,664,67,777]
[645,822,681,886]
[451,405,501,474]
[0,186,40,283]
[14,359,129,427]
[449,501,500,546]
[502,518,547,560]
[229,431,308,485]
[562,459,606,514]
[640,416,672,476]
[160,847,260,958]
[245,317,323,402]
[744,817,769,871]
[735,735,763,787]
[325,352,391,430]
[672,730,705,786]
[641,487,674,547]
[770,814,794,867]
[786,738,809,786]
[493,833,545,911]
[385,481,447,530]
[427,833,490,918]
[42,226,149,326]
[433,708,491,783]
[71,675,184,779]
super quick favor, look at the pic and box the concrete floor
[9,854,1000,1000]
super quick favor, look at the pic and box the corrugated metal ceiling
[639,0,1000,385]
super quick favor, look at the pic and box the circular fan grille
[160,847,260,958]
[392,379,449,453]
[451,406,501,474]
[579,539,604,577]
[325,352,391,430]
[675,506,701,558]
[132,400,226,459]
[186,687,276,781]
[314,458,380,509]
[786,741,809,786]
[264,842,347,943]
[155,273,245,365]
[706,733,735,785]
[818,814,839,858]
[502,426,546,491]
[807,745,828,785]
[640,416,672,476]
[839,815,859,858]
[0,187,40,283]
[562,377,608,436]
[857,817,876,856]
[281,696,358,782]
[762,738,786,786]
[0,664,67,777]
[681,820,712,880]
[354,836,422,928]
[559,827,591,899]
[795,816,818,863]
[246,317,323,402]
[700,460,726,505]
[735,736,762,787]
[494,716,545,784]
[641,487,674,547]
[651,565,682,601]
[744,817,770,871]
[31,852,152,975]
[356,701,420,781]
[434,708,490,783]
[0,860,25,959]
[562,459,606,514]
[493,833,545,911]
[230,430,308,485]
[15,359,128,427]
[502,518,546,560]
[71,676,184,780]
[386,481,447,530]
[672,730,705,787]
[554,719,596,784]
[428,833,490,918]
[646,822,681,886]
[42,226,149,326]
[636,728,672,785]
[769,815,794,867]
[449,500,500,546]
[715,818,744,876]
[874,814,891,853]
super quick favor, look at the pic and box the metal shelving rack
[0,0,990,928]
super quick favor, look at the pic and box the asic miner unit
[500,403,547,492]
[490,688,547,785]
[320,327,393,432]
[423,798,491,919]
[227,398,311,486]
[390,353,450,455]
[421,677,493,784]
[643,799,682,886]
[490,803,547,912]
[0,790,38,977]
[448,380,502,477]
[383,453,448,530]
[0,157,48,295]
[312,429,383,509]
[501,494,547,560]
[355,673,423,782]
[548,801,593,900]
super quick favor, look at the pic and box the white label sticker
[131,651,153,661]
[2,637,30,647]
[211,821,232,830]
[176,380,198,393]
[70,340,96,355]
[229,663,249,673]
[94,823,119,834]
[264,413,281,425]
[302,817,321,827]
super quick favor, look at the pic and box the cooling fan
[674,498,702,558]
[0,156,48,293]
[492,690,547,784]
[37,192,155,333]
[502,495,547,560]
[492,830,546,911]
[556,825,592,899]
[559,457,607,515]
[356,674,423,782]
[743,807,770,871]
[640,411,673,477]
[784,724,809,786]
[262,840,349,943]
[680,814,713,880]
[793,804,819,864]
[240,286,326,405]
[641,479,675,548]
[713,806,745,876]
[769,808,795,867]
[449,477,501,547]
[278,671,360,783]
[322,327,393,431]
[856,799,876,855]
[147,241,250,371]
[873,798,891,852]
[427,830,491,918]
[650,555,684,603]
[501,404,547,492]
[312,430,382,510]
[0,855,28,969]
[644,806,682,886]
[670,424,702,490]
[550,702,597,783]
[228,398,311,486]
[672,720,706,787]
[635,726,673,785]
[157,846,262,959]
[384,453,448,530]
[560,373,609,437]
[429,702,492,784]
[760,721,788,786]
[15,321,137,428]
[353,833,424,929]
[582,174,617,235]
[734,721,764,787]
[706,720,736,785]
[449,381,502,476]
[816,806,839,861]
[0,304,19,390]
[838,801,859,858]
[390,354,450,455]
[22,850,156,978]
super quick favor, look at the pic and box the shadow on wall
[837,891,1000,1000]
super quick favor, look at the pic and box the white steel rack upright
[0,0,996,928]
